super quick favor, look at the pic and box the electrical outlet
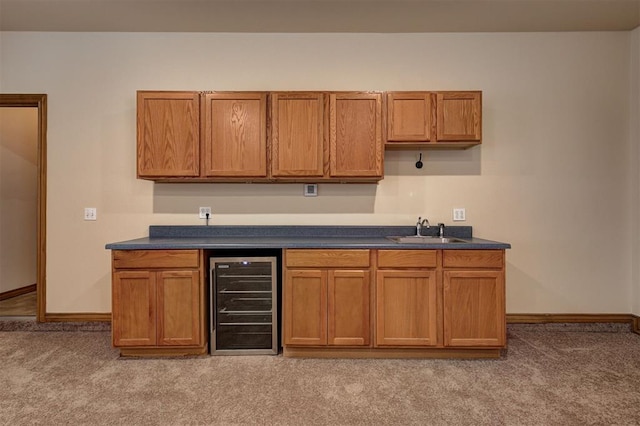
[453,208,466,221]
[84,207,97,221]
[199,207,212,219]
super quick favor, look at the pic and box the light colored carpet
[1,324,639,425]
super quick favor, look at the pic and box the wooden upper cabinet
[329,92,383,179]
[202,92,267,178]
[386,92,434,142]
[135,89,483,182]
[385,90,482,149]
[137,91,200,178]
[436,91,482,142]
[271,92,326,178]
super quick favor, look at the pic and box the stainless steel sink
[386,236,469,244]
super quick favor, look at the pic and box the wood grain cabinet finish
[375,250,439,347]
[283,248,506,358]
[443,271,505,347]
[385,91,482,149]
[328,270,371,346]
[271,92,383,181]
[271,92,326,178]
[443,250,506,348]
[375,270,438,347]
[284,269,328,346]
[329,92,383,179]
[137,91,201,178]
[283,249,371,347]
[111,250,205,354]
[436,91,482,142]
[386,92,435,143]
[202,92,268,177]
[156,270,202,346]
[112,270,157,347]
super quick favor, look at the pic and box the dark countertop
[105,226,511,250]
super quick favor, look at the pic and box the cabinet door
[436,91,482,141]
[156,270,202,346]
[284,269,327,346]
[202,92,267,177]
[375,270,438,347]
[271,92,326,177]
[328,270,370,346]
[386,92,434,142]
[137,91,200,177]
[443,270,505,347]
[112,270,156,347]
[329,92,382,178]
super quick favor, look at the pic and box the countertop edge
[105,237,511,251]
[106,225,510,250]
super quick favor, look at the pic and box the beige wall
[0,31,634,314]
[0,107,38,294]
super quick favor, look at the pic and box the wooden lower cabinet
[375,250,439,348]
[283,249,371,347]
[283,248,506,358]
[111,247,506,358]
[328,270,371,346]
[284,269,327,346]
[112,270,156,347]
[443,270,505,347]
[111,250,206,356]
[284,268,370,346]
[156,270,202,346]
[375,270,438,347]
[442,249,506,348]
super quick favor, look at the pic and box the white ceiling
[1,0,639,33]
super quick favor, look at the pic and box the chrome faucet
[416,217,430,236]
[438,223,445,238]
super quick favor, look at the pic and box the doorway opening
[0,95,47,322]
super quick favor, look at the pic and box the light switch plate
[453,208,466,221]
[84,207,97,221]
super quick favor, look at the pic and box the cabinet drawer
[377,250,437,268]
[443,250,503,269]
[286,249,370,268]
[113,250,200,269]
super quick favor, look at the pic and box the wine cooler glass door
[211,257,277,355]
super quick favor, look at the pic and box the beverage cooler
[209,257,278,355]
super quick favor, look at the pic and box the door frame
[0,94,47,322]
